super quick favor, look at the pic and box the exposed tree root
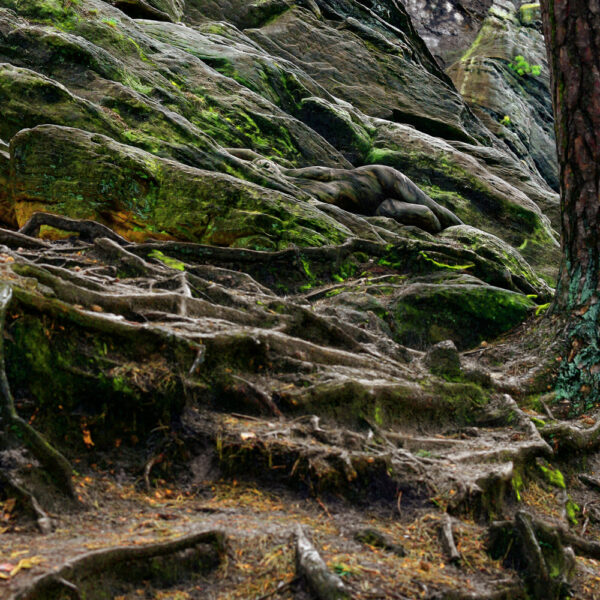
[515,511,573,599]
[0,227,50,250]
[295,525,349,600]
[578,473,600,493]
[0,215,588,598]
[128,235,548,298]
[540,417,600,452]
[12,262,261,325]
[12,529,227,600]
[487,511,595,599]
[0,469,52,533]
[19,212,130,246]
[0,283,74,499]
[439,514,461,564]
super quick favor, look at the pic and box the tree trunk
[540,0,600,408]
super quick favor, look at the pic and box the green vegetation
[512,470,524,501]
[419,251,474,271]
[148,250,186,271]
[537,462,566,489]
[509,55,542,77]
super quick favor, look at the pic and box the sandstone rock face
[0,0,559,348]
[448,1,557,190]
[244,4,493,145]
[0,3,586,595]
[403,0,494,67]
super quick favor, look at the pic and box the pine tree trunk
[540,0,600,408]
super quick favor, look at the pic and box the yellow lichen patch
[14,201,58,228]
[38,225,76,240]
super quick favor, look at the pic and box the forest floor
[1,473,513,600]
[0,220,600,599]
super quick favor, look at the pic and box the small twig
[52,577,81,599]
[316,497,332,519]
[295,525,349,600]
[188,346,206,376]
[144,453,164,492]
[396,490,403,517]
[539,398,555,420]
[439,513,461,564]
[254,576,299,600]
[229,413,264,422]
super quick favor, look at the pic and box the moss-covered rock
[424,339,462,377]
[441,224,552,297]
[0,5,350,173]
[390,275,536,349]
[518,3,541,26]
[0,0,560,365]
[0,62,119,141]
[10,125,350,247]
[244,5,494,145]
[0,0,80,26]
[365,122,560,284]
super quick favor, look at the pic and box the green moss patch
[391,282,535,350]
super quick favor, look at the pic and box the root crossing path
[0,216,598,599]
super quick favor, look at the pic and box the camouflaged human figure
[235,152,462,234]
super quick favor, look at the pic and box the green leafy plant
[509,55,542,77]
[500,115,512,126]
[333,562,358,577]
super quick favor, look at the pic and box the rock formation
[1,1,597,599]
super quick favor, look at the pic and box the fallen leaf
[81,424,94,448]
[3,556,44,578]
[3,498,16,515]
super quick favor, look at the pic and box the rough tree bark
[540,0,600,407]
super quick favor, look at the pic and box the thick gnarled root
[12,530,227,600]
